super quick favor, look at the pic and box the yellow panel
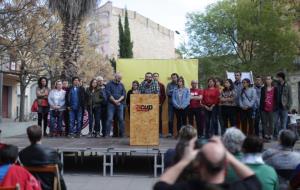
[117,59,199,137]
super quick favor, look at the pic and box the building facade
[86,1,176,59]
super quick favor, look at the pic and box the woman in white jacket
[48,80,66,136]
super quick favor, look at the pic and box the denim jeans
[168,103,175,135]
[174,107,188,133]
[101,105,107,136]
[188,107,205,137]
[69,108,83,135]
[88,107,101,133]
[50,110,63,132]
[106,103,125,137]
[274,108,288,137]
[205,106,218,138]
[253,108,262,136]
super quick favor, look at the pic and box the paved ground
[0,119,35,138]
[64,174,157,190]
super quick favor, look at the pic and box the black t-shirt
[153,175,261,190]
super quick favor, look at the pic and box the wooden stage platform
[2,135,178,177]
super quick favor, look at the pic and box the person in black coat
[19,125,66,190]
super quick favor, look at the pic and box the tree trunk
[19,83,26,122]
[60,18,82,81]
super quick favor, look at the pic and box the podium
[130,94,159,145]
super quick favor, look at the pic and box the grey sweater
[239,87,257,109]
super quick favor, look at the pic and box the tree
[123,9,133,58]
[118,9,133,58]
[118,15,125,58]
[182,0,299,74]
[0,0,58,121]
[48,0,99,81]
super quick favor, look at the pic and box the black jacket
[19,144,66,190]
[260,86,279,112]
[65,86,85,108]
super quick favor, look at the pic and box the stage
[2,135,178,177]
[2,135,299,177]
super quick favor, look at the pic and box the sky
[100,0,219,47]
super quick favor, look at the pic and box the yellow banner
[116,59,199,90]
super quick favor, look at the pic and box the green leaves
[182,0,299,75]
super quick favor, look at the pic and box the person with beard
[139,72,160,94]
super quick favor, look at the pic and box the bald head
[196,139,227,176]
[114,73,122,82]
[191,80,198,89]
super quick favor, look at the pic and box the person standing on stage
[62,80,70,136]
[48,80,66,137]
[220,79,237,133]
[188,80,204,138]
[86,79,106,138]
[126,80,140,115]
[203,78,220,138]
[253,76,264,137]
[260,76,278,141]
[234,71,243,128]
[36,77,50,136]
[66,77,85,138]
[153,73,166,137]
[239,78,257,135]
[172,77,190,135]
[105,73,126,137]
[96,76,108,137]
[166,73,179,137]
[139,72,160,94]
[274,72,292,137]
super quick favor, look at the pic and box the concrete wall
[89,1,175,59]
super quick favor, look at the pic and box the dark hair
[242,136,263,153]
[171,73,179,78]
[38,77,48,88]
[145,72,152,76]
[215,77,223,86]
[207,77,216,87]
[264,75,273,86]
[72,77,80,83]
[177,76,185,87]
[223,79,234,91]
[131,80,139,90]
[234,71,241,76]
[89,79,97,90]
[0,144,18,164]
[153,72,159,76]
[276,72,285,81]
[27,125,42,144]
[195,151,226,175]
[241,78,251,95]
[255,75,262,79]
[279,129,297,148]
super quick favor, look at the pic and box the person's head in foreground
[222,128,246,155]
[27,125,42,145]
[278,129,297,149]
[178,125,197,141]
[0,144,18,165]
[242,136,263,154]
[154,136,261,190]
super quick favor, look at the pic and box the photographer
[153,137,261,190]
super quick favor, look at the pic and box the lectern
[130,94,159,145]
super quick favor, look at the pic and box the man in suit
[19,125,66,190]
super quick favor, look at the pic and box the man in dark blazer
[19,125,66,190]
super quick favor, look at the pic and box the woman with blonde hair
[48,80,66,136]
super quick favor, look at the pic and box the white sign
[226,71,254,84]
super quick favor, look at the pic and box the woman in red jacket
[202,78,220,138]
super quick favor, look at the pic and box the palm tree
[49,0,99,80]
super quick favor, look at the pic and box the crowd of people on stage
[0,70,299,190]
[36,70,294,141]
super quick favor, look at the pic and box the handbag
[37,98,48,107]
[31,99,38,112]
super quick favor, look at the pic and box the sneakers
[165,133,173,138]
